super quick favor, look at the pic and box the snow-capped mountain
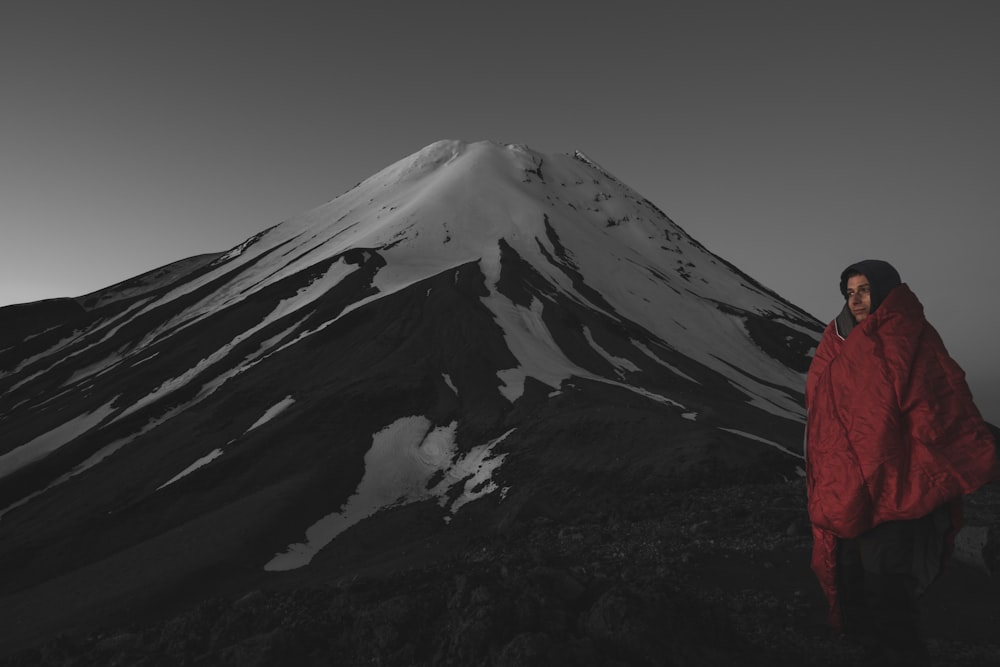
[0,140,822,651]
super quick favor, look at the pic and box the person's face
[846,274,871,322]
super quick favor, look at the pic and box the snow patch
[3,329,86,379]
[631,340,700,384]
[491,297,579,402]
[157,448,225,490]
[583,326,640,377]
[113,259,352,423]
[718,427,802,459]
[725,377,805,422]
[131,352,159,367]
[60,351,126,388]
[0,396,119,480]
[5,298,155,389]
[431,428,513,519]
[265,417,511,571]
[0,434,138,519]
[481,292,684,409]
[246,396,296,433]
[0,408,192,519]
[137,253,357,357]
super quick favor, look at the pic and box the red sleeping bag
[805,283,999,629]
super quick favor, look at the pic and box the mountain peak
[0,140,823,653]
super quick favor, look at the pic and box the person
[805,259,999,664]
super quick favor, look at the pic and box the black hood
[839,259,901,314]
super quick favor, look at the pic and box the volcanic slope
[0,140,822,653]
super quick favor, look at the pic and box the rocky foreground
[3,475,998,667]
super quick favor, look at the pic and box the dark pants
[837,508,950,664]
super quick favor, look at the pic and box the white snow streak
[718,427,802,459]
[246,396,296,433]
[157,448,224,490]
[725,378,804,422]
[0,412,176,519]
[113,260,352,424]
[583,326,640,377]
[0,396,119,480]
[631,340,700,384]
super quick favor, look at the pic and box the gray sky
[2,1,998,421]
